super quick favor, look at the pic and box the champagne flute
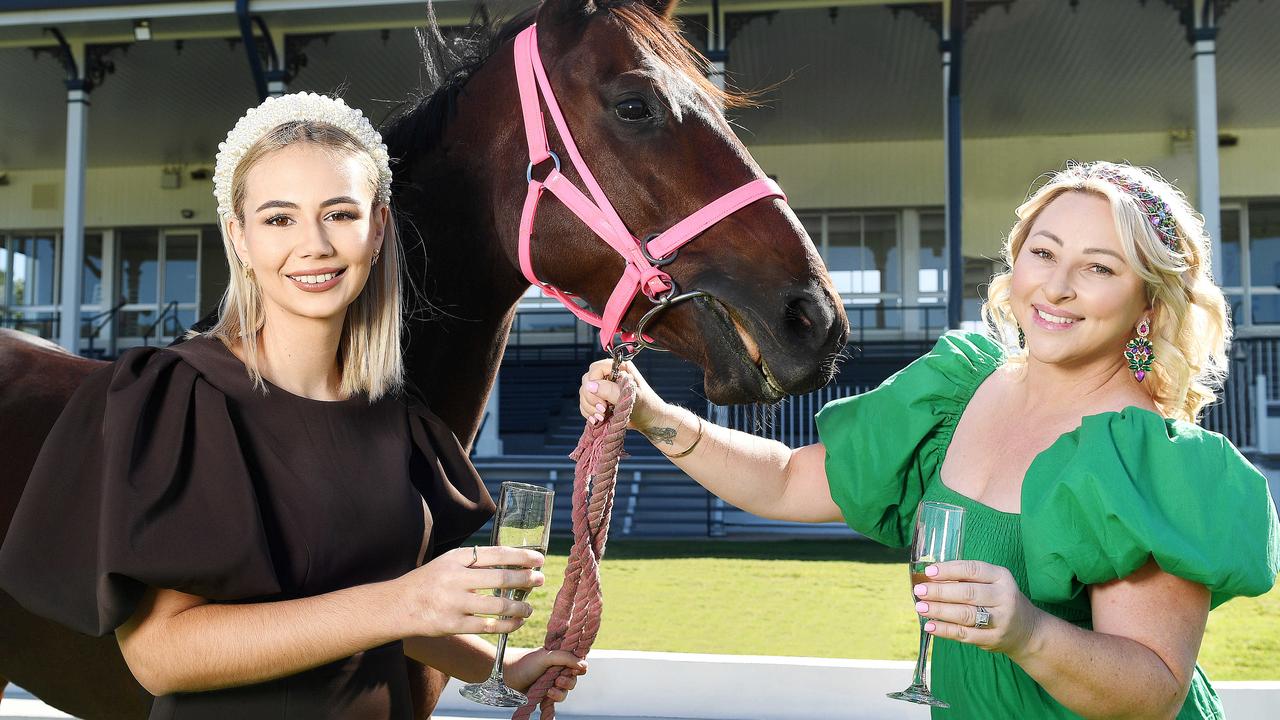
[887,500,966,708]
[460,482,555,707]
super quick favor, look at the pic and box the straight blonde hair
[201,121,404,401]
[982,161,1229,424]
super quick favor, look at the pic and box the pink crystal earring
[1124,318,1154,382]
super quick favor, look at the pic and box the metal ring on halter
[466,546,480,568]
[974,606,992,629]
[640,233,679,267]
[525,150,562,184]
[629,287,711,354]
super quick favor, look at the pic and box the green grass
[489,539,1280,680]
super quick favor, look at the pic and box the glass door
[116,228,201,348]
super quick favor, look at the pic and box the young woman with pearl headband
[0,92,584,719]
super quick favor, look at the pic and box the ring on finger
[466,546,479,568]
[974,606,992,629]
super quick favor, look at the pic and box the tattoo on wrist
[643,426,677,446]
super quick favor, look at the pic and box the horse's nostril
[785,297,817,336]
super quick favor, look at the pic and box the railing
[81,297,128,359]
[707,383,872,449]
[0,314,58,337]
[844,303,949,345]
[140,300,181,346]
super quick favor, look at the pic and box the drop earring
[1017,326,1025,350]
[1124,318,1154,382]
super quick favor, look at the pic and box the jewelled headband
[213,92,392,219]
[1089,164,1181,253]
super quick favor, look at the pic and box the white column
[1193,6,1222,273]
[58,78,89,353]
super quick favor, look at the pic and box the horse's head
[387,0,849,408]
[516,0,849,403]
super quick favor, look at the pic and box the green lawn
[492,539,1280,680]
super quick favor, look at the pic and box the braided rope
[512,373,635,720]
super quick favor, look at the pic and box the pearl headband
[213,92,392,219]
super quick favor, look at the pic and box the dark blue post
[945,0,965,330]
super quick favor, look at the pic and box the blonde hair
[982,161,1229,423]
[201,120,404,401]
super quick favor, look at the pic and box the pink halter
[513,24,786,355]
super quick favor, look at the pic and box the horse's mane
[380,1,751,174]
[380,4,536,169]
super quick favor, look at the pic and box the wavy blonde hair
[201,121,404,401]
[982,161,1229,423]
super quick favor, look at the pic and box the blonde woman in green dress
[578,161,1280,719]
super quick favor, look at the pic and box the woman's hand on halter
[504,648,588,703]
[913,559,1044,656]
[392,546,545,637]
[579,358,663,429]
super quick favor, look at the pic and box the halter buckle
[525,151,562,185]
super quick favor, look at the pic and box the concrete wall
[435,650,1279,720]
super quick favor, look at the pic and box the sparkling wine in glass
[460,482,554,707]
[887,500,965,708]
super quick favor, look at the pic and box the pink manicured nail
[916,601,929,613]
[914,584,927,597]
[595,403,605,412]
[924,622,936,633]
[925,565,939,577]
[588,416,597,425]
[588,381,598,392]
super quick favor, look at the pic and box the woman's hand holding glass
[392,546,544,637]
[915,559,1044,656]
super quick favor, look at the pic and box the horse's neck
[402,161,528,449]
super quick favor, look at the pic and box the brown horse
[0,0,848,717]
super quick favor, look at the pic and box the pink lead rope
[513,23,787,352]
[512,372,636,720]
[510,23,782,715]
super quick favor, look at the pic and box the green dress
[815,331,1280,719]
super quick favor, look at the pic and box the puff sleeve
[1022,409,1280,609]
[814,331,1004,546]
[0,347,281,636]
[403,384,495,560]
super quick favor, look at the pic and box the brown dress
[0,335,495,719]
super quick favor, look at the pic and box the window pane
[200,227,228,315]
[1251,294,1280,325]
[797,213,822,251]
[1225,293,1244,327]
[1221,209,1242,288]
[164,233,199,304]
[1248,202,1280,288]
[119,229,158,305]
[118,309,156,339]
[83,232,104,306]
[864,214,900,294]
[827,215,862,279]
[918,212,947,294]
[0,236,8,304]
[11,234,57,306]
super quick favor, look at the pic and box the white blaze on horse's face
[1010,190,1149,370]
[229,143,386,327]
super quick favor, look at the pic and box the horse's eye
[615,98,653,122]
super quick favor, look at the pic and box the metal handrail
[82,296,128,356]
[140,300,181,346]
